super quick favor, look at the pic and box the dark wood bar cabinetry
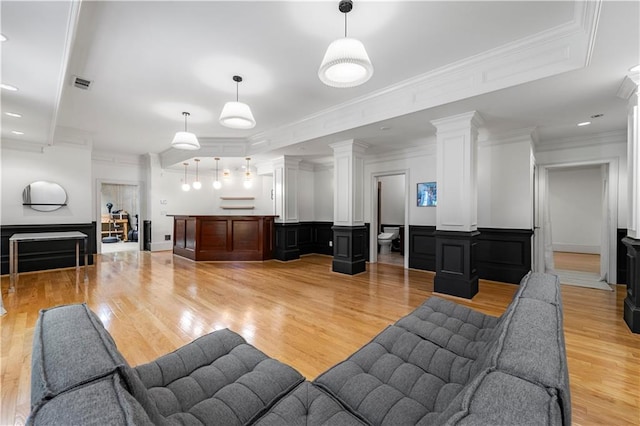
[172,215,276,261]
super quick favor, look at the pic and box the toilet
[378,227,400,254]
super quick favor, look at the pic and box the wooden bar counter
[172,215,276,261]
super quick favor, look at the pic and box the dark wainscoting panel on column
[409,226,533,285]
[622,236,640,333]
[298,222,334,256]
[434,230,480,299]
[618,229,628,285]
[332,225,367,275]
[274,222,301,261]
[1,222,97,275]
[476,228,533,284]
[408,226,436,271]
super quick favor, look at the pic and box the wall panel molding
[1,222,97,275]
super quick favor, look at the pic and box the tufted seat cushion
[314,325,477,425]
[254,381,366,425]
[133,329,305,425]
[395,297,499,359]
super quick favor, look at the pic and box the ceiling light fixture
[192,159,202,189]
[0,34,7,42]
[1,83,18,91]
[577,121,591,126]
[171,112,200,150]
[11,130,24,135]
[219,75,256,129]
[318,0,373,88]
[243,157,253,189]
[5,112,22,118]
[181,163,191,191]
[630,64,640,73]
[213,157,222,189]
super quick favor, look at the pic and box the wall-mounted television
[417,182,437,207]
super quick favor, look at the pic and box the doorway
[99,182,141,254]
[535,160,618,289]
[371,171,409,267]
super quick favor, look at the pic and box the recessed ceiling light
[577,121,591,127]
[0,34,7,42]
[630,64,640,73]
[380,126,391,131]
[11,130,24,135]
[5,112,22,118]
[1,83,18,91]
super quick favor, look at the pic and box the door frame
[96,179,145,254]
[370,169,410,268]
[534,158,618,283]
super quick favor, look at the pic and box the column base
[274,223,300,261]
[624,297,640,334]
[434,230,480,299]
[622,236,640,334]
[332,225,367,275]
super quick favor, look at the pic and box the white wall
[379,174,405,225]
[364,142,437,227]
[298,167,314,221]
[548,166,602,253]
[313,167,334,222]
[477,137,534,229]
[1,145,92,225]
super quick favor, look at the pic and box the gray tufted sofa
[28,272,570,425]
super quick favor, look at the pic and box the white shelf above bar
[221,206,255,210]
[220,197,254,200]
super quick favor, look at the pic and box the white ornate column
[330,140,368,274]
[620,71,640,333]
[273,156,301,260]
[431,111,483,298]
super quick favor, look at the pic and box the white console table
[8,231,89,293]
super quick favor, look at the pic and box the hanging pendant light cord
[344,12,347,37]
[236,81,239,102]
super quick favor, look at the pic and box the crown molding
[159,137,248,168]
[617,75,639,100]
[535,129,626,152]
[92,151,145,167]
[48,0,82,147]
[247,1,600,157]
[479,127,537,148]
[1,138,47,153]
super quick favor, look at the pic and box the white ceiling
[1,1,638,169]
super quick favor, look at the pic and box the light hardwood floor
[554,251,601,274]
[1,252,639,425]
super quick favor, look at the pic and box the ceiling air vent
[73,76,92,90]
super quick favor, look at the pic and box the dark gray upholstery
[28,373,155,426]
[30,303,128,407]
[29,272,569,425]
[254,382,366,425]
[395,297,499,359]
[132,330,305,425]
[315,272,570,426]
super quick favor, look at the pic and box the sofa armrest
[30,303,129,408]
